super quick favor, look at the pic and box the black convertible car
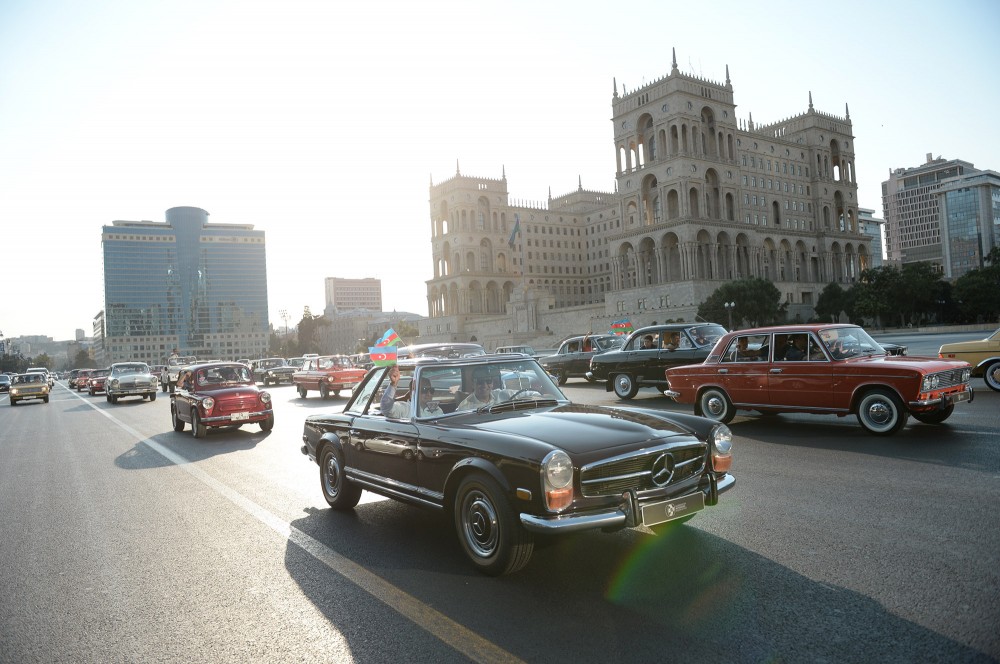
[300,355,735,575]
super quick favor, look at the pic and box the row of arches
[612,231,870,289]
[619,107,736,174]
[432,196,513,238]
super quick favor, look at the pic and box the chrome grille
[580,442,707,497]
[931,369,968,389]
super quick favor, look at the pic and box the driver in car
[458,368,538,410]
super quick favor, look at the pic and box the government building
[420,52,873,349]
[100,206,269,364]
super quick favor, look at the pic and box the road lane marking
[69,390,525,664]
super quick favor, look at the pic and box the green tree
[815,282,853,323]
[853,267,900,327]
[697,278,786,329]
[73,349,96,369]
[953,247,1000,323]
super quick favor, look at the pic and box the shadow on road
[283,498,996,663]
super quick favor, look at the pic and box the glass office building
[938,171,1000,279]
[102,206,269,364]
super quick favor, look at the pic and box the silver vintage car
[106,362,159,404]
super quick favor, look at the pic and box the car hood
[450,404,695,455]
[194,385,261,399]
[843,355,969,371]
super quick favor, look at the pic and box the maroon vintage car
[170,362,274,438]
[665,324,974,436]
[87,368,111,395]
[74,369,93,392]
[292,355,367,399]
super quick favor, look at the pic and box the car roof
[397,354,541,370]
[724,323,862,335]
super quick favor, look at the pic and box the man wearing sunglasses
[458,367,537,411]
[380,365,441,418]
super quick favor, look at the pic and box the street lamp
[279,308,289,336]
[724,301,736,330]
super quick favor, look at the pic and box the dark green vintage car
[300,355,735,576]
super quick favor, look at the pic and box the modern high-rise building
[858,208,885,268]
[881,154,979,268]
[101,206,269,364]
[422,51,872,346]
[323,277,382,314]
[937,171,1000,279]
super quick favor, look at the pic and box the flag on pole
[374,328,399,347]
[507,213,521,249]
[610,319,634,336]
[369,346,398,366]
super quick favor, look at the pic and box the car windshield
[197,365,252,385]
[819,326,884,359]
[15,374,44,384]
[114,364,148,375]
[593,336,625,351]
[261,359,285,368]
[688,324,727,347]
[319,356,351,369]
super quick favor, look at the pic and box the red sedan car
[170,362,274,438]
[87,368,111,395]
[665,324,973,436]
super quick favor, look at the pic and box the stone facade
[420,52,872,349]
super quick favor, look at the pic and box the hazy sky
[2,0,998,341]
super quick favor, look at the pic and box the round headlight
[711,424,733,455]
[202,397,215,411]
[110,379,119,388]
[543,450,573,489]
[259,391,271,404]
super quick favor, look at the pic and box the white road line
[68,389,524,664]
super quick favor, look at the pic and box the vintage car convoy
[251,357,296,386]
[293,355,367,399]
[938,327,1000,392]
[106,362,159,403]
[665,324,974,436]
[300,355,734,575]
[537,334,624,385]
[170,362,274,438]
[587,323,727,399]
[9,372,49,405]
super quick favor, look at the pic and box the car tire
[89,389,94,396]
[172,406,185,432]
[10,399,16,406]
[263,377,270,387]
[453,473,533,576]
[553,369,567,386]
[984,361,1000,392]
[612,374,639,400]
[856,388,908,436]
[319,446,361,510]
[149,391,156,402]
[43,396,49,403]
[260,415,274,432]
[298,385,308,398]
[696,387,735,424]
[911,404,955,425]
[319,384,330,399]
[192,412,207,439]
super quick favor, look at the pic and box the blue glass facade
[940,173,1000,279]
[102,207,269,363]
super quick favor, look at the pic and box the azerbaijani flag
[507,213,521,249]
[610,319,634,336]
[375,328,399,347]
[369,346,398,366]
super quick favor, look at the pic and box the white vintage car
[106,362,159,404]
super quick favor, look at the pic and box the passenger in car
[381,366,441,418]
[641,334,656,349]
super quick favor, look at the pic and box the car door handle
[769,368,783,374]
[718,368,729,374]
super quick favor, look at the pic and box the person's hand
[388,365,400,386]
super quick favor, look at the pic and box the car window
[721,334,770,363]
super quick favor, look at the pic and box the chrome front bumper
[909,384,974,408]
[519,473,735,534]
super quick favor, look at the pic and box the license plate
[230,412,250,421]
[641,492,705,527]
[947,389,971,404]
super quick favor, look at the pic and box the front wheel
[984,361,1000,392]
[149,392,156,402]
[320,446,361,510]
[319,383,330,399]
[192,412,207,439]
[696,387,735,423]
[911,404,954,425]
[297,385,308,398]
[453,473,533,576]
[856,388,908,435]
[260,414,274,431]
[612,373,639,400]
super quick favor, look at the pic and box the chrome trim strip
[347,467,445,506]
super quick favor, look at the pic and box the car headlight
[110,379,119,388]
[202,397,215,412]
[11,388,18,396]
[151,376,158,385]
[542,450,574,511]
[921,374,941,392]
[259,391,271,404]
[710,424,733,473]
[962,368,971,382]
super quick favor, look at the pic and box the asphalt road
[1,334,997,663]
